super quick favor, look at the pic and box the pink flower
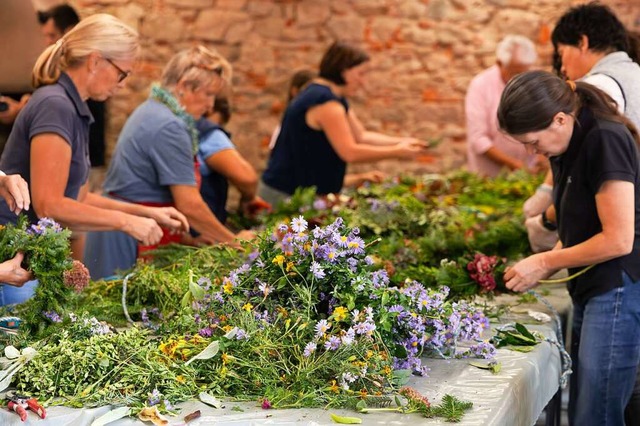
[261,398,272,409]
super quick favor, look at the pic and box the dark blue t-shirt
[0,72,93,224]
[551,108,640,304]
[262,83,348,195]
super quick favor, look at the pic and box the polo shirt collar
[58,72,95,125]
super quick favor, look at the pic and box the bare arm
[29,134,163,245]
[308,101,426,163]
[505,180,634,291]
[204,149,258,201]
[348,109,428,146]
[483,146,525,171]
[169,184,236,244]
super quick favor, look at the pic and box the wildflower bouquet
[0,216,89,334]
[165,217,494,409]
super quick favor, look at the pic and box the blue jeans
[569,272,640,426]
[0,279,37,306]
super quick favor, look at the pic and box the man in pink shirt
[465,35,538,177]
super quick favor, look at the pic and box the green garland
[149,84,199,155]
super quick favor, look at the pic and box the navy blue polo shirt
[262,83,348,195]
[551,107,640,304]
[0,72,93,224]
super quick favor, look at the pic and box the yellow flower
[330,380,340,393]
[242,302,254,312]
[332,306,348,322]
[276,306,289,318]
[365,350,373,359]
[286,261,295,272]
[273,255,285,267]
[176,375,186,384]
[221,352,230,365]
[222,278,234,295]
[222,325,233,332]
[303,242,311,252]
[383,365,392,375]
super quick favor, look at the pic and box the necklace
[149,84,199,155]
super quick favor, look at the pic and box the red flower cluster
[63,260,91,293]
[467,253,499,292]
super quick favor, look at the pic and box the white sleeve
[0,170,5,176]
[582,74,625,113]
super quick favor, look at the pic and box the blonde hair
[32,13,139,88]
[160,45,232,91]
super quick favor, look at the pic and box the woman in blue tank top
[260,41,429,206]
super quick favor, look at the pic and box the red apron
[110,158,201,258]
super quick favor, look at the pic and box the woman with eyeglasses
[0,14,189,305]
[84,45,254,281]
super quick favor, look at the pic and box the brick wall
[70,0,640,176]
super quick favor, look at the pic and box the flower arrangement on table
[0,216,89,335]
[3,217,494,423]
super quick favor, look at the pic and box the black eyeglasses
[104,57,131,83]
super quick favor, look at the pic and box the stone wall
[69,0,640,177]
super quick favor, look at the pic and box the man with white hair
[465,35,539,177]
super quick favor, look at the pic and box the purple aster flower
[371,270,389,288]
[303,342,316,357]
[236,328,249,340]
[148,389,161,406]
[163,399,173,411]
[198,327,213,338]
[311,262,326,279]
[341,328,355,346]
[313,199,328,210]
[277,223,289,233]
[291,215,308,233]
[314,319,330,338]
[43,310,62,323]
[364,256,374,266]
[324,336,341,351]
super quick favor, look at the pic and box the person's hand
[0,94,29,125]
[503,253,552,292]
[359,170,385,184]
[399,137,430,148]
[121,216,164,246]
[523,184,553,218]
[235,229,256,241]
[0,174,30,215]
[240,196,272,218]
[525,214,559,253]
[145,206,189,233]
[0,253,32,287]
[395,139,429,159]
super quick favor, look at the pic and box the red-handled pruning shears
[6,392,46,421]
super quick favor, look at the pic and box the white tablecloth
[0,323,562,426]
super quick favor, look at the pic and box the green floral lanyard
[149,84,199,155]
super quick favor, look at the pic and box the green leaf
[330,413,362,424]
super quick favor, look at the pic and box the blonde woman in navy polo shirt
[0,14,189,305]
[498,70,640,425]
